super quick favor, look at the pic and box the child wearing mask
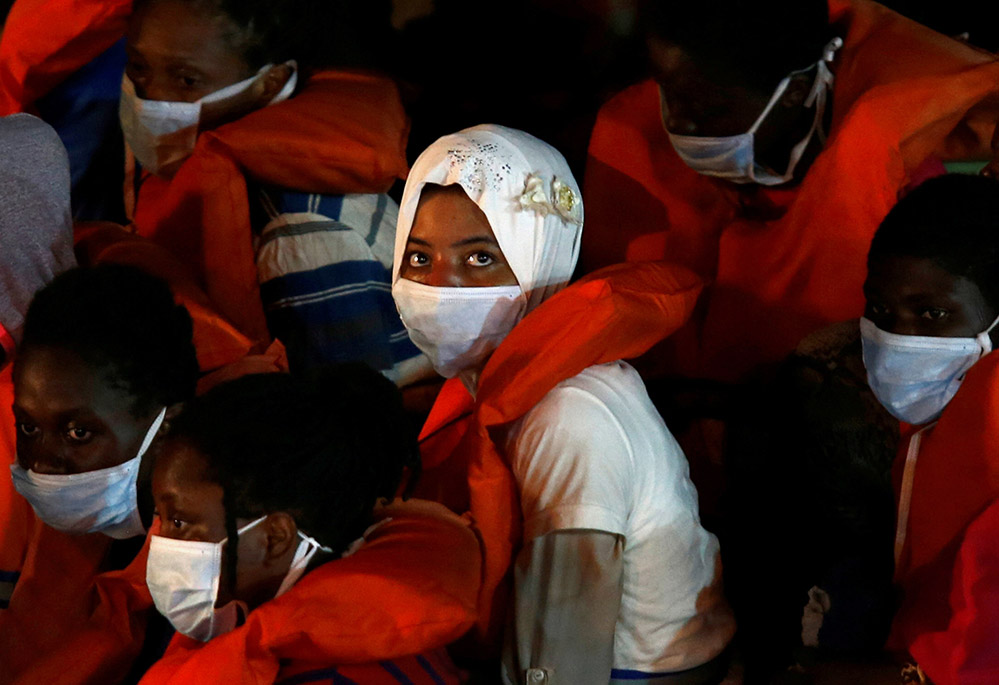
[117,0,430,383]
[0,264,200,682]
[856,174,999,684]
[393,125,735,684]
[138,369,479,684]
[733,174,999,684]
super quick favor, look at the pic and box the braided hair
[18,264,199,418]
[162,366,420,591]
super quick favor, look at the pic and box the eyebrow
[405,235,500,249]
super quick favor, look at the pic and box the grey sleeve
[502,530,624,685]
[0,113,75,346]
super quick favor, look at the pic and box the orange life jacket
[582,0,999,382]
[415,261,704,649]
[129,70,410,348]
[137,500,479,685]
[888,352,999,684]
[0,0,131,115]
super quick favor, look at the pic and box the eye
[65,426,93,443]
[17,423,40,438]
[406,251,429,267]
[920,308,949,321]
[466,251,496,267]
[866,302,889,318]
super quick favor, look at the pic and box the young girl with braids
[139,369,480,684]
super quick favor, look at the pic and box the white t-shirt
[504,361,735,673]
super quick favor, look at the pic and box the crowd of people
[1,0,998,684]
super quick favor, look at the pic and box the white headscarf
[393,124,583,317]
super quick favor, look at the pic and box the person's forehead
[14,347,131,418]
[867,255,984,303]
[410,185,496,243]
[127,0,241,62]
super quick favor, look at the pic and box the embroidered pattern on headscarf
[446,141,514,193]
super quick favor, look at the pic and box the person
[0,112,75,613]
[137,369,479,684]
[0,264,200,682]
[120,0,430,384]
[855,174,999,684]
[393,125,735,684]
[583,0,999,386]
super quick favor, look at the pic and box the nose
[411,256,464,288]
[20,435,67,475]
[665,110,698,135]
[659,92,698,135]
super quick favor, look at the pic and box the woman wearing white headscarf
[393,125,734,684]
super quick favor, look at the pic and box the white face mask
[861,315,999,425]
[146,515,330,642]
[10,408,166,539]
[665,37,841,186]
[119,63,297,177]
[392,278,527,380]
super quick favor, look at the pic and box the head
[125,0,295,126]
[642,0,832,170]
[865,174,999,342]
[0,114,74,367]
[392,125,583,382]
[151,367,418,610]
[13,265,198,477]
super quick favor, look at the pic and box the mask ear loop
[975,312,999,353]
[748,36,843,184]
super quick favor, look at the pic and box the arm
[503,530,623,685]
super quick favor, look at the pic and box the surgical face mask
[146,515,330,642]
[10,407,167,539]
[392,278,527,380]
[665,37,842,186]
[119,63,298,176]
[861,315,999,425]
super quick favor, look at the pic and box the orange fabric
[75,221,271,373]
[888,352,999,684]
[0,0,131,114]
[130,70,410,347]
[138,500,479,685]
[583,0,999,382]
[415,261,704,649]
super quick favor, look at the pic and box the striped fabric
[254,189,428,383]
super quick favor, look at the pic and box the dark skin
[12,346,170,527]
[399,184,519,288]
[151,439,303,610]
[125,0,293,136]
[649,38,827,185]
[863,254,998,343]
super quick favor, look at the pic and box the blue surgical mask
[665,37,841,186]
[10,408,166,538]
[861,316,999,425]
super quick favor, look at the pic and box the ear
[252,64,294,107]
[260,511,299,566]
[780,73,812,108]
